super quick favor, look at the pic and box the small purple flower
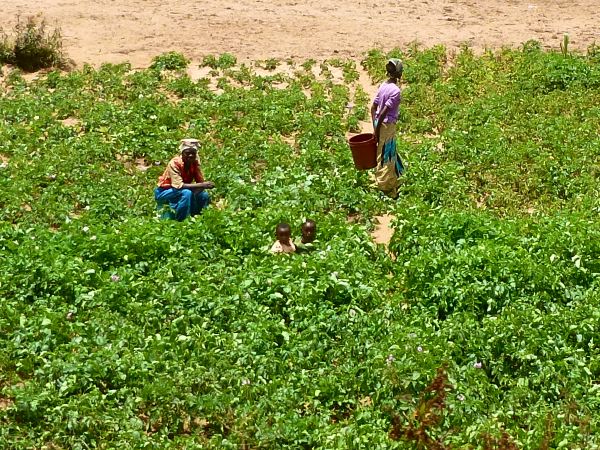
[111,274,121,282]
[417,346,423,352]
[473,362,482,369]
[386,354,395,365]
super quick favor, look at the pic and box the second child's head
[301,219,316,243]
[276,223,292,245]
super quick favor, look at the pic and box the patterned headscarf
[386,58,403,78]
[179,138,200,153]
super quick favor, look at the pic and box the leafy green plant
[2,45,600,448]
[257,58,280,71]
[201,53,237,70]
[0,28,12,66]
[150,51,190,71]
[301,58,316,71]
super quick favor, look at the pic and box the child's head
[276,222,291,244]
[301,219,316,243]
[386,58,403,80]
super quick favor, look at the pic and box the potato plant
[1,48,599,448]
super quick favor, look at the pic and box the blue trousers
[154,187,210,221]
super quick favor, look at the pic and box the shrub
[0,28,13,66]
[12,15,67,72]
[0,15,68,72]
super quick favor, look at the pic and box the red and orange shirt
[157,155,204,189]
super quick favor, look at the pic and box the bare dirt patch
[60,117,81,127]
[371,213,395,247]
[1,1,598,69]
[0,396,14,410]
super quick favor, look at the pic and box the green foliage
[201,53,237,70]
[256,58,280,71]
[327,58,360,83]
[361,43,446,84]
[301,58,316,71]
[1,46,600,448]
[390,209,600,318]
[0,28,12,66]
[150,51,190,71]
[0,15,67,72]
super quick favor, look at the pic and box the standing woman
[371,58,405,198]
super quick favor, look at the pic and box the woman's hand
[184,181,215,191]
[200,181,215,189]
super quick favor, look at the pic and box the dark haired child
[296,219,317,253]
[270,222,296,254]
[301,220,316,243]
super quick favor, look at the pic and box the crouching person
[154,138,215,221]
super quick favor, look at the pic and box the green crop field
[1,43,600,448]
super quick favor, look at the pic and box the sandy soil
[372,214,395,248]
[1,1,599,69]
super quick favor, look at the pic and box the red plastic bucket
[348,133,377,170]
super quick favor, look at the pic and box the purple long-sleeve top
[373,81,402,123]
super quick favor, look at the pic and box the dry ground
[1,1,599,68]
